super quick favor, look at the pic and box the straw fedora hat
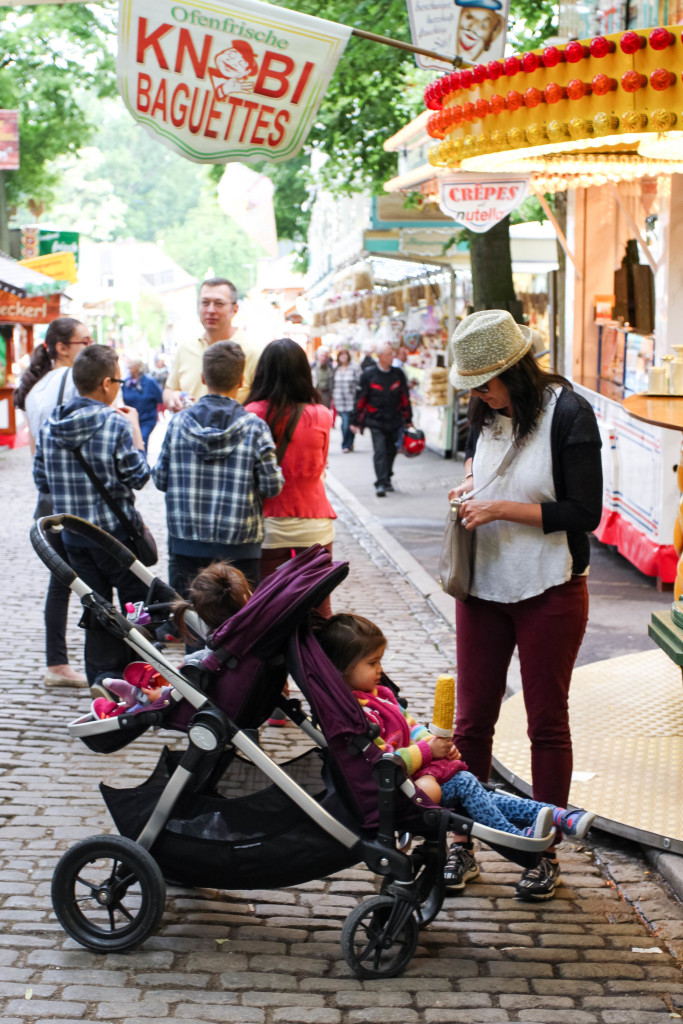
[448,309,533,391]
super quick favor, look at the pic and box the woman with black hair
[443,309,602,902]
[245,338,336,616]
[14,316,91,688]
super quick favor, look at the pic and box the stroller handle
[31,514,140,588]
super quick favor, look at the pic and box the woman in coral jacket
[245,338,336,617]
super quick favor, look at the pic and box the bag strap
[275,403,305,464]
[72,447,137,540]
[455,441,519,505]
[56,368,70,406]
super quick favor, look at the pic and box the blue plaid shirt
[33,397,150,537]
[152,394,283,546]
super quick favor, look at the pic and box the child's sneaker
[555,807,595,839]
[523,805,554,839]
[515,856,561,901]
[443,843,479,890]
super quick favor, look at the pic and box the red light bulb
[620,31,645,54]
[503,56,521,76]
[489,93,506,114]
[542,46,564,68]
[462,101,476,121]
[521,52,540,73]
[650,67,675,90]
[472,64,487,84]
[544,82,565,104]
[649,27,674,50]
[590,36,616,58]
[592,73,617,96]
[506,89,523,110]
[621,69,646,92]
[450,105,464,125]
[460,69,474,88]
[566,78,589,100]
[524,87,543,108]
[487,60,503,80]
[565,41,588,63]
[475,98,490,118]
[448,71,462,92]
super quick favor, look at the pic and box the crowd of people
[15,283,602,906]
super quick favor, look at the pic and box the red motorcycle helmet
[402,426,426,457]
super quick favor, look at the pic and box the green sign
[38,230,79,265]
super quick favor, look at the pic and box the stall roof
[0,251,66,297]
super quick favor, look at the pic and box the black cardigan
[464,387,603,574]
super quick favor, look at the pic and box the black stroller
[31,514,554,979]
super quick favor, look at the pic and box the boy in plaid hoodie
[152,340,283,598]
[33,344,150,687]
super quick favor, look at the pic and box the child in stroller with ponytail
[314,612,595,889]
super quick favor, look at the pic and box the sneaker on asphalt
[523,805,554,839]
[515,856,561,901]
[443,843,480,890]
[556,807,596,839]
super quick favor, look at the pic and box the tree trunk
[466,215,523,322]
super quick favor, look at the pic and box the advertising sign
[20,227,79,266]
[0,292,61,325]
[438,173,528,233]
[0,110,19,170]
[118,0,351,164]
[406,0,509,71]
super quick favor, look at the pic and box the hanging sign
[0,110,19,170]
[438,173,528,233]
[406,0,509,71]
[117,0,351,164]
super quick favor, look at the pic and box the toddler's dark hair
[172,561,251,639]
[314,613,386,677]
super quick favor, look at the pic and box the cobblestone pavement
[2,443,683,1024]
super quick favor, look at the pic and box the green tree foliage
[0,3,116,210]
[160,193,266,296]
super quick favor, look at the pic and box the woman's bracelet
[464,473,473,480]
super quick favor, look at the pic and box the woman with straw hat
[443,309,602,902]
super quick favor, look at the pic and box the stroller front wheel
[341,895,419,980]
[51,834,166,953]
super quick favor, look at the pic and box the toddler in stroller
[314,613,594,857]
[32,514,558,979]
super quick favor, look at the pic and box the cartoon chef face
[454,0,504,62]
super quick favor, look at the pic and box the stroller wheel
[341,895,419,980]
[51,834,166,953]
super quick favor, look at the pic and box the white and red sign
[438,174,528,233]
[406,0,509,71]
[118,0,351,163]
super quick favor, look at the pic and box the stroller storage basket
[102,748,360,890]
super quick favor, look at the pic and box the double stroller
[31,514,553,979]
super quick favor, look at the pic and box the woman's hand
[458,498,500,530]
[448,481,472,502]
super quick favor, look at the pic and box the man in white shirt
[163,278,259,410]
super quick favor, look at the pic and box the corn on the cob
[429,674,455,737]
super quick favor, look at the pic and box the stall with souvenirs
[308,256,461,455]
[0,254,67,447]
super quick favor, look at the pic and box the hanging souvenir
[404,306,423,352]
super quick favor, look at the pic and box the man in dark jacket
[351,343,412,497]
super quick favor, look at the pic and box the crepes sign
[118,0,351,163]
[438,174,528,233]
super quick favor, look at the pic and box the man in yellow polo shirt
[163,277,260,409]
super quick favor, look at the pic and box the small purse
[438,442,519,601]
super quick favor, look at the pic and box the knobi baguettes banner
[118,0,351,163]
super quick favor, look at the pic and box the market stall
[411,23,683,585]
[0,254,67,447]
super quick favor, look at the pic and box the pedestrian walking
[331,348,360,452]
[121,356,163,451]
[444,309,603,901]
[13,317,92,689]
[351,343,412,497]
[312,346,334,408]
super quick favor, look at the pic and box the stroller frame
[32,514,554,980]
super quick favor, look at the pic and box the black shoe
[515,856,561,901]
[385,483,395,492]
[443,843,479,890]
[375,487,386,497]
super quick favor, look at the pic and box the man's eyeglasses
[472,382,490,394]
[110,378,126,385]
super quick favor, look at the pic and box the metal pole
[0,172,10,255]
[351,27,458,66]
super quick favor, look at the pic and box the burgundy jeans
[454,575,589,808]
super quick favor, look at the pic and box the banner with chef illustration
[118,0,351,163]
